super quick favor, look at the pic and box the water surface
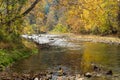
[11,41,120,76]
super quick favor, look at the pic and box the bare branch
[1,0,40,25]
[22,0,40,16]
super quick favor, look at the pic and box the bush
[91,26,100,35]
[52,24,69,33]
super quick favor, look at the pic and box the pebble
[34,77,39,80]
[77,77,84,80]
[84,72,92,78]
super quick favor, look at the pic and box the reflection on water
[81,42,120,74]
[11,42,120,75]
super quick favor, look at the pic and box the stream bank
[57,33,120,45]
[0,40,38,72]
[0,69,119,80]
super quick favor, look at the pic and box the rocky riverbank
[0,63,120,80]
[22,33,120,46]
[65,34,120,45]
[0,68,120,80]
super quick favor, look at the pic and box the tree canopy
[0,0,120,42]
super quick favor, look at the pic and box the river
[10,34,120,79]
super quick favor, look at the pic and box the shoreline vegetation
[47,31,120,45]
[0,39,38,72]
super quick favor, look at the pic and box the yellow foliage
[23,26,34,34]
[85,24,92,30]
[64,0,118,34]
[83,9,89,18]
[40,26,47,32]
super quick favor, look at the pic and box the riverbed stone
[34,77,39,80]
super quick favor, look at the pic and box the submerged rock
[106,70,113,76]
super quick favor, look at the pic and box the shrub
[52,24,69,33]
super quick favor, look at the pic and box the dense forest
[1,0,120,40]
[24,0,120,35]
[0,0,120,73]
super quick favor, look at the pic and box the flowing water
[10,37,120,79]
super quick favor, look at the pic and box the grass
[0,39,38,71]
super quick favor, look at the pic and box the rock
[75,74,81,78]
[57,67,64,76]
[22,34,79,48]
[34,77,39,80]
[106,70,113,76]
[1,77,11,80]
[91,63,101,72]
[46,74,52,79]
[93,65,100,71]
[66,75,76,80]
[0,72,8,76]
[75,74,84,80]
[77,77,84,80]
[57,76,63,80]
[91,72,102,77]
[84,72,92,78]
[52,75,58,80]
[49,38,54,40]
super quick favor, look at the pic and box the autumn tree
[58,0,119,35]
[0,0,40,41]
